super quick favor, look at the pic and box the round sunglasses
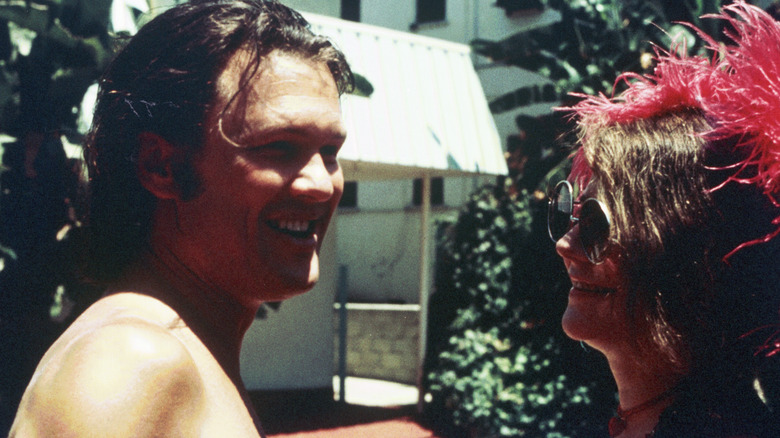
[547,180,612,264]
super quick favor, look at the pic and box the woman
[549,2,780,437]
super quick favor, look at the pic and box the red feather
[562,0,780,249]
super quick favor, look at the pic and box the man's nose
[291,154,336,202]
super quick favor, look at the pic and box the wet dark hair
[84,0,353,282]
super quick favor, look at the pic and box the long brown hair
[573,109,780,382]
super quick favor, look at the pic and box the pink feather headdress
[567,0,780,255]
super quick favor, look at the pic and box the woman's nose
[556,223,587,262]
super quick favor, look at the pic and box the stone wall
[333,303,420,384]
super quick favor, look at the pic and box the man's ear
[137,132,180,200]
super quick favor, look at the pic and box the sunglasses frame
[548,180,612,264]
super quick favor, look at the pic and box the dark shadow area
[250,389,420,435]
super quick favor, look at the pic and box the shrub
[424,176,615,437]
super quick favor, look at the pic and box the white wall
[359,1,559,50]
[357,180,412,210]
[355,176,493,211]
[336,176,493,303]
[278,0,340,17]
[240,215,339,390]
[337,209,424,303]
[360,0,416,32]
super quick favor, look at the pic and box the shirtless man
[9,1,353,436]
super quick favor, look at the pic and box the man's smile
[267,219,316,239]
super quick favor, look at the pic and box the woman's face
[555,180,632,353]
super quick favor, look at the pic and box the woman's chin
[561,303,623,347]
[561,307,587,341]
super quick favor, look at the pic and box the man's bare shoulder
[10,293,205,437]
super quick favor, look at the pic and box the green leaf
[349,72,374,97]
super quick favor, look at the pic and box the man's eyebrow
[242,126,347,144]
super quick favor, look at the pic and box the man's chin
[285,282,317,298]
[264,277,319,302]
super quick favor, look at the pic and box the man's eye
[249,142,293,156]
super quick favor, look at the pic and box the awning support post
[416,173,432,413]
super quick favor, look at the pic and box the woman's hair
[84,0,353,282]
[575,111,779,378]
[565,1,780,380]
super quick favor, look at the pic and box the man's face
[170,51,345,305]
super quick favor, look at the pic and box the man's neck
[113,245,259,384]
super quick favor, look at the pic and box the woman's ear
[136,132,180,200]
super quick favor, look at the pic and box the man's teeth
[272,220,313,233]
[282,220,308,232]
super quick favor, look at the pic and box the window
[415,0,446,24]
[495,0,543,16]
[413,177,444,206]
[339,181,358,208]
[341,0,360,22]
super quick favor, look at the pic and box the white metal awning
[305,13,507,181]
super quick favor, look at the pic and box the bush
[424,176,615,437]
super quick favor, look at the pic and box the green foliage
[425,177,614,437]
[430,326,602,437]
[477,0,728,113]
[444,182,530,330]
[351,72,375,97]
[0,0,115,138]
[0,3,129,430]
[0,0,121,330]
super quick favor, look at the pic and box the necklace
[608,387,677,437]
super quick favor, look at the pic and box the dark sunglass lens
[548,183,573,241]
[579,199,610,262]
